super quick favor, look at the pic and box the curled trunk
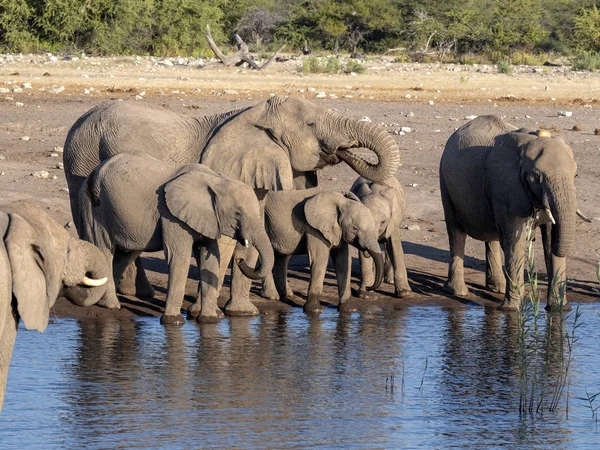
[61,240,110,307]
[236,220,274,280]
[328,112,401,183]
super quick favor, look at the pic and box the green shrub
[301,56,342,73]
[324,56,341,73]
[510,52,548,66]
[572,51,600,71]
[497,60,512,74]
[344,59,366,74]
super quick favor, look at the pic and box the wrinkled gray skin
[263,189,384,314]
[64,95,401,317]
[351,176,412,298]
[0,201,109,412]
[440,115,580,311]
[77,153,274,324]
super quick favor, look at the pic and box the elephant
[440,115,589,311]
[0,200,109,412]
[64,95,401,317]
[263,189,384,313]
[76,153,274,324]
[350,176,412,298]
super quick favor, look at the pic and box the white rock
[558,111,572,117]
[82,89,90,94]
[408,183,418,187]
[49,55,58,63]
[344,95,353,99]
[52,175,57,180]
[32,170,49,179]
[12,87,22,93]
[400,127,412,133]
[21,136,30,141]
[315,92,327,98]
[404,94,412,99]
[0,171,4,176]
[53,146,63,153]
[0,155,5,160]
[60,187,69,193]
[0,88,9,94]
[135,95,144,100]
[360,116,372,123]
[21,82,32,89]
[48,85,65,94]
[465,115,478,120]
[223,89,238,95]
[158,59,173,67]
[406,112,414,117]
[407,224,421,231]
[350,72,357,76]
[49,153,59,158]
[56,162,64,170]
[15,102,23,107]
[428,100,435,105]
[307,87,316,92]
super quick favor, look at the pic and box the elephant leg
[388,231,412,297]
[304,235,330,314]
[540,224,570,311]
[384,251,394,284]
[224,243,260,317]
[261,272,279,300]
[160,227,193,325]
[273,253,293,299]
[443,227,469,297]
[191,240,224,323]
[497,223,526,311]
[358,250,375,299]
[117,257,155,298]
[331,243,353,312]
[485,241,505,294]
[216,236,237,292]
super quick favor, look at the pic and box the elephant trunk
[61,240,109,307]
[363,241,384,291]
[236,219,274,280]
[327,112,401,183]
[0,300,18,413]
[546,177,577,258]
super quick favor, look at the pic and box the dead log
[204,25,285,70]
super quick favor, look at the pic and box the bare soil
[1,56,599,321]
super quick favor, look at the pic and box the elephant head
[164,168,274,280]
[201,96,401,190]
[0,201,109,412]
[304,191,384,290]
[486,130,578,258]
[353,179,403,240]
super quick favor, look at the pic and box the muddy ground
[1,81,599,321]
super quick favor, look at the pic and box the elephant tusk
[244,239,249,248]
[577,208,593,223]
[545,208,556,225]
[537,129,552,138]
[80,276,108,287]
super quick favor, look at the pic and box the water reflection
[1,305,599,448]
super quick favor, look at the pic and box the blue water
[1,305,600,449]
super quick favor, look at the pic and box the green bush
[344,59,367,74]
[497,60,512,74]
[301,56,342,74]
[572,51,600,71]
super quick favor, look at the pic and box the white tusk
[537,129,552,138]
[80,276,108,287]
[577,208,593,223]
[244,239,249,248]
[545,208,556,225]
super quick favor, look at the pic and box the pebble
[465,115,478,120]
[406,224,421,231]
[0,171,4,176]
[315,92,326,98]
[53,146,63,153]
[32,170,49,179]
[15,102,23,107]
[307,87,316,92]
[558,111,572,117]
[0,155,5,160]
[135,95,144,100]
[400,127,412,133]
[12,87,22,93]
[52,175,57,180]
[406,112,414,117]
[60,188,69,193]
[49,153,59,157]
[360,116,372,122]
[572,124,582,131]
[0,88,9,94]
[428,100,434,105]
[21,82,31,89]
[404,94,411,99]
[56,162,64,170]
[21,136,30,141]
[48,85,65,94]
[223,89,238,95]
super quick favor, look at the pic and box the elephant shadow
[403,241,485,271]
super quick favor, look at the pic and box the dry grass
[1,55,600,105]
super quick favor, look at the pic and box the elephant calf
[263,189,384,313]
[0,201,109,412]
[351,177,412,298]
[77,153,274,324]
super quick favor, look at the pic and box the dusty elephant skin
[63,95,401,317]
[351,176,412,299]
[76,153,274,325]
[440,115,581,311]
[263,188,384,314]
[0,200,109,412]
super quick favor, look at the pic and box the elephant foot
[497,300,519,312]
[97,296,121,310]
[187,302,201,319]
[260,288,279,301]
[224,299,260,317]
[160,313,186,325]
[303,295,323,314]
[486,281,505,294]
[338,301,357,315]
[358,288,376,300]
[384,275,394,285]
[395,288,412,298]
[443,281,469,297]
[197,309,225,324]
[545,302,572,313]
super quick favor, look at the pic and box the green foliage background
[0,0,599,61]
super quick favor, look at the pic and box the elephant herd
[0,95,589,412]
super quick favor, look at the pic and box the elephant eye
[529,173,540,183]
[306,120,315,127]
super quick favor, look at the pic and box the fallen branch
[205,25,285,70]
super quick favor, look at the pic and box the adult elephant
[0,200,109,412]
[440,115,588,311]
[64,95,401,316]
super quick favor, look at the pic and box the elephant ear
[4,212,50,332]
[485,132,537,218]
[164,170,221,240]
[304,192,342,246]
[381,187,401,239]
[345,191,361,202]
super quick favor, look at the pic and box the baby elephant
[263,189,384,313]
[351,177,411,298]
[77,153,274,325]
